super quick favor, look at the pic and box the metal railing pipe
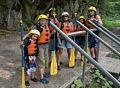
[49,21,120,87]
[67,29,97,37]
[97,22,120,41]
[82,32,88,87]
[88,20,120,46]
[77,21,120,56]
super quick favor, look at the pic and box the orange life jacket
[48,18,59,32]
[86,18,95,29]
[61,22,73,34]
[27,39,37,55]
[38,26,50,44]
[76,24,85,36]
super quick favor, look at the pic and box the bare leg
[67,48,72,61]
[39,68,45,79]
[25,74,29,81]
[56,50,60,66]
[31,72,35,78]
[90,48,96,59]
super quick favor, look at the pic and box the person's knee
[59,48,63,55]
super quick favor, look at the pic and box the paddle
[69,13,77,67]
[19,20,25,88]
[50,12,58,75]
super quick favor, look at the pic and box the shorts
[88,34,99,48]
[37,48,49,68]
[59,40,72,48]
[25,55,36,75]
[49,38,58,51]
[75,36,85,47]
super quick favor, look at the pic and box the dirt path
[0,31,91,88]
[0,30,119,88]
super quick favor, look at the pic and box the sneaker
[44,72,50,78]
[57,65,61,70]
[25,81,30,86]
[40,78,49,84]
[94,57,97,61]
[31,78,38,82]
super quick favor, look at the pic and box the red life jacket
[27,39,37,55]
[48,18,59,32]
[86,18,95,29]
[61,22,73,34]
[76,24,85,36]
[38,26,50,44]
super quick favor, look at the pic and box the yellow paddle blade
[50,51,58,75]
[22,67,25,88]
[69,48,75,67]
[81,48,90,66]
[81,55,84,66]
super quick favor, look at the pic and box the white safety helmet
[61,12,69,17]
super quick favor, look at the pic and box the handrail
[97,23,120,41]
[77,21,120,56]
[67,29,97,37]
[49,21,120,87]
[88,20,120,46]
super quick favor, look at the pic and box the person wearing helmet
[48,8,61,70]
[58,12,74,67]
[86,6,103,61]
[22,29,40,86]
[37,14,50,84]
[22,14,50,84]
[75,16,86,61]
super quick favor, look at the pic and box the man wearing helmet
[58,12,74,67]
[86,6,103,61]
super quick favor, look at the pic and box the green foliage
[70,79,83,88]
[87,67,114,88]
[103,19,120,28]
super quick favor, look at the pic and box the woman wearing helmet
[75,16,86,61]
[86,6,103,61]
[22,29,40,86]
[58,12,74,67]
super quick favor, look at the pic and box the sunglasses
[89,10,94,12]
[63,15,69,17]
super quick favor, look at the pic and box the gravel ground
[0,29,119,88]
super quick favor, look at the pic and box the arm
[96,15,103,25]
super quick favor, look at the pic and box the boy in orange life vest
[75,16,86,61]
[23,30,40,86]
[37,14,50,84]
[48,8,61,70]
[58,12,73,66]
[86,6,103,60]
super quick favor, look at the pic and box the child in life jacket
[37,14,50,84]
[58,12,73,67]
[75,16,86,61]
[23,30,40,87]
[48,8,61,70]
[86,6,103,60]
